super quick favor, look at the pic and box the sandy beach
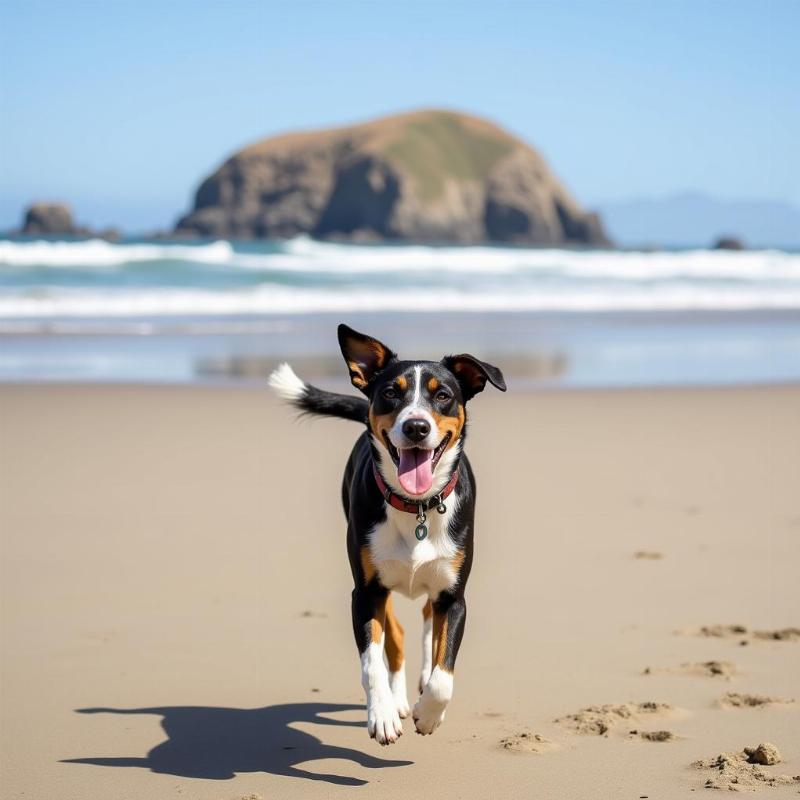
[1,383,798,799]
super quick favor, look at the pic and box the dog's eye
[382,386,398,400]
[435,390,451,402]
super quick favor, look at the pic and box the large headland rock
[175,109,611,246]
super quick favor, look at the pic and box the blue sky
[1,0,797,231]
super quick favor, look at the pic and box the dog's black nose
[402,418,431,442]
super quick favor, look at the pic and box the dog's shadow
[62,702,411,786]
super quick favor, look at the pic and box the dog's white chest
[368,500,460,599]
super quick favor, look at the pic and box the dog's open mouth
[382,431,452,496]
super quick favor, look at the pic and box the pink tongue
[398,448,434,496]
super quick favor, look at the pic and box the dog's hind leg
[383,594,409,718]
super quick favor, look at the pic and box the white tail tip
[268,362,306,403]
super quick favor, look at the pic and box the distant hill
[597,193,800,249]
[175,109,610,246]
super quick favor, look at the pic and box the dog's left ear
[441,354,506,401]
[338,324,397,393]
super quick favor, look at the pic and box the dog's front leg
[418,599,433,692]
[413,591,465,735]
[351,585,404,745]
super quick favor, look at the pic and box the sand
[694,745,799,790]
[1,384,799,799]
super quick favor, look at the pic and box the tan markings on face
[431,403,466,451]
[368,407,399,443]
[396,375,407,390]
[383,594,405,671]
[427,377,439,392]
[422,598,432,620]
[370,594,387,644]
[432,610,450,671]
[360,545,376,584]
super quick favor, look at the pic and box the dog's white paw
[389,669,410,718]
[367,691,404,745]
[413,667,452,736]
[412,693,447,735]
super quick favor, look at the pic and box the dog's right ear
[337,324,397,393]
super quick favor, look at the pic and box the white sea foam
[0,239,236,268]
[1,284,800,317]
[1,236,798,281]
[1,237,799,318]
[265,237,800,281]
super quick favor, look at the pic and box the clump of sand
[694,624,749,638]
[753,628,800,642]
[717,692,796,709]
[643,660,736,680]
[744,743,783,766]
[629,729,676,742]
[693,744,800,791]
[556,701,672,736]
[633,551,664,560]
[498,731,558,754]
[684,624,800,644]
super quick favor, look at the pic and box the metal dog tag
[415,505,428,540]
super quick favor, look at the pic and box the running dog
[269,324,506,744]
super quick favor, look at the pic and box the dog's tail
[268,363,368,424]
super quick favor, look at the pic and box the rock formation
[175,109,610,246]
[712,235,745,250]
[21,203,87,236]
[16,202,119,239]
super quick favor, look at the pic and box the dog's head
[338,323,506,499]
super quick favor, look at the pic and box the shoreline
[1,308,798,387]
[2,306,800,333]
[3,232,799,251]
[2,378,800,393]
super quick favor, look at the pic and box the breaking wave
[1,236,799,317]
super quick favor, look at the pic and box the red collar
[372,460,459,514]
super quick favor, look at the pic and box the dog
[268,324,506,744]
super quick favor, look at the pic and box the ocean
[1,237,798,387]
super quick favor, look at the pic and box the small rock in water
[712,235,746,251]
